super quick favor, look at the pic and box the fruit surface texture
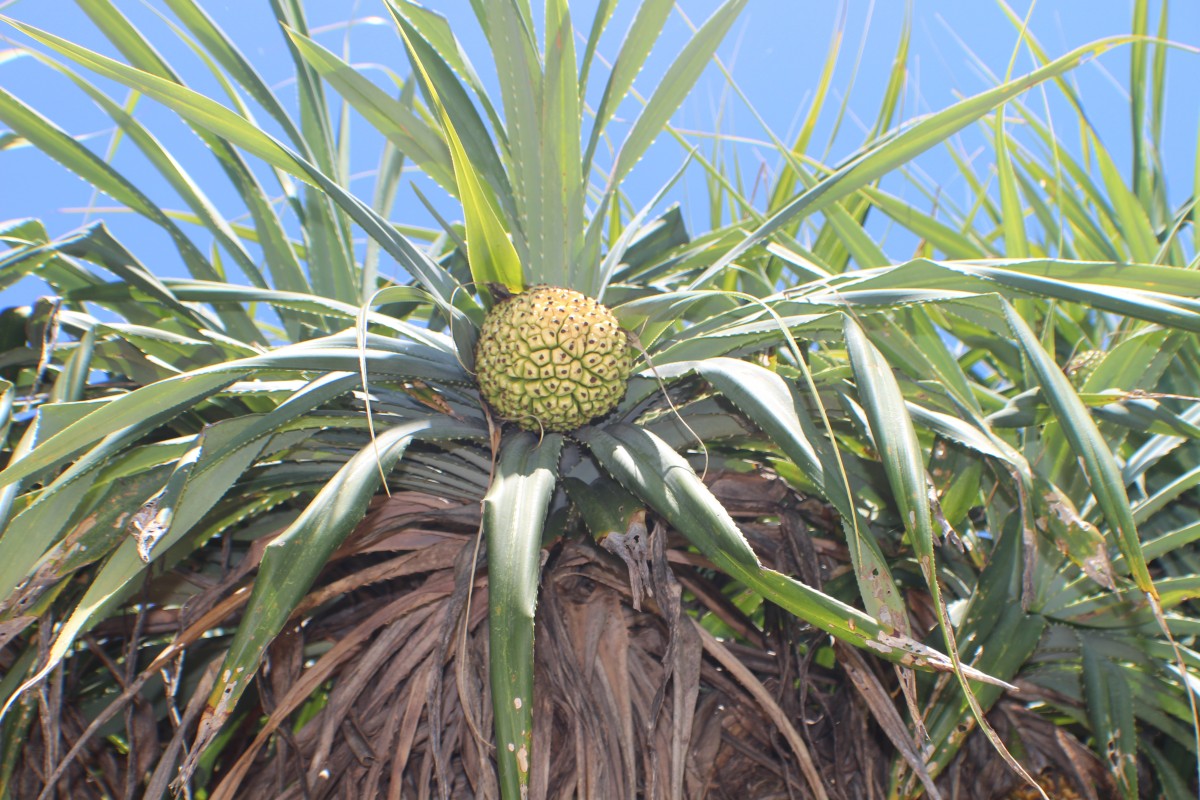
[475,286,632,432]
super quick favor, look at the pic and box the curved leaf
[844,316,1041,791]
[580,423,1010,683]
[689,35,1142,288]
[609,0,747,188]
[0,334,470,490]
[3,15,469,315]
[178,417,483,781]
[1001,301,1152,592]
[661,357,911,635]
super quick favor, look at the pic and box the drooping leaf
[176,417,482,781]
[3,15,470,315]
[581,423,1011,683]
[844,316,1042,791]
[483,431,564,797]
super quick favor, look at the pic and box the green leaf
[363,80,415,294]
[994,124,1029,259]
[595,161,693,297]
[1082,649,1139,797]
[581,0,672,177]
[68,0,316,306]
[20,45,270,294]
[484,431,564,797]
[811,258,1200,333]
[664,357,910,635]
[844,315,1040,789]
[0,458,102,600]
[471,0,541,280]
[269,0,335,172]
[767,8,844,212]
[178,417,482,777]
[158,0,305,149]
[916,511,1047,783]
[540,0,585,288]
[1001,301,1153,593]
[563,468,644,545]
[1089,129,1158,264]
[0,334,469,490]
[0,86,222,286]
[0,370,244,491]
[689,34,1142,288]
[3,15,467,314]
[269,3,359,304]
[54,223,224,334]
[392,3,521,239]
[284,28,456,192]
[157,280,454,354]
[394,18,523,291]
[577,0,617,104]
[387,0,505,139]
[0,380,12,449]
[580,423,1009,682]
[609,0,747,189]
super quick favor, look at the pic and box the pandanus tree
[1,1,1199,797]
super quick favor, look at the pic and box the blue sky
[1,1,1197,304]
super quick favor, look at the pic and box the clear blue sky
[1,1,1198,304]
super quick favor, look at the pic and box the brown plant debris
[2,477,1114,799]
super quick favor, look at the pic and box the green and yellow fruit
[475,286,632,432]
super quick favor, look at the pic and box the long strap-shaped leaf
[581,0,671,178]
[539,0,584,288]
[0,86,266,340]
[159,280,457,354]
[175,0,358,302]
[1005,300,1200,785]
[0,84,219,285]
[607,0,746,190]
[470,0,543,280]
[688,35,1142,288]
[0,336,468,490]
[0,417,475,727]
[483,431,564,798]
[71,0,316,309]
[3,15,470,318]
[159,0,304,150]
[392,15,523,292]
[177,417,482,793]
[9,46,272,296]
[0,370,245,492]
[0,435,120,601]
[790,258,1200,331]
[1082,647,1140,799]
[389,0,507,151]
[912,503,1048,789]
[387,2,521,237]
[651,358,911,637]
[579,423,1008,681]
[579,0,746,293]
[843,316,1046,796]
[1001,303,1154,590]
[283,27,457,195]
[0,373,395,619]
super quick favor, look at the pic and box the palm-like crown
[0,3,1198,798]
